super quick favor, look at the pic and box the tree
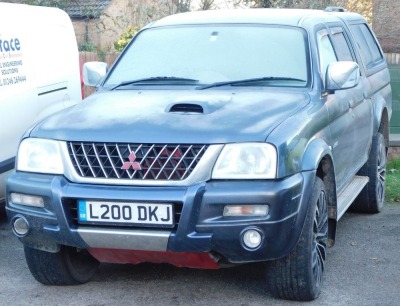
[336,0,372,23]
[244,0,326,9]
[172,0,192,13]
[234,0,372,22]
[198,0,217,10]
[114,26,140,52]
[243,0,281,8]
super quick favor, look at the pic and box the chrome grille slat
[143,144,168,179]
[81,142,96,178]
[69,142,85,176]
[181,145,207,179]
[155,145,180,180]
[93,143,108,178]
[135,144,155,180]
[168,145,192,180]
[67,142,209,181]
[104,144,121,179]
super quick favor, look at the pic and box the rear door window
[350,23,384,70]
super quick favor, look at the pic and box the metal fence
[385,53,400,65]
[385,54,400,137]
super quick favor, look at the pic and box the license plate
[78,200,174,227]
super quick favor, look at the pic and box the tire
[351,133,387,213]
[24,245,99,285]
[266,177,328,301]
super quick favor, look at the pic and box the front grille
[67,142,208,181]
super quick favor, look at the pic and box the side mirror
[83,62,108,87]
[326,61,360,92]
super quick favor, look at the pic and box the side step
[336,176,369,220]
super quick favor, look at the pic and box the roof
[150,8,362,28]
[0,0,112,19]
[65,0,112,19]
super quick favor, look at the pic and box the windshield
[104,25,310,88]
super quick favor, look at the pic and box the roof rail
[324,6,345,12]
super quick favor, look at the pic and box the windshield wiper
[111,77,199,90]
[197,77,306,90]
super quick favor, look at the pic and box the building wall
[373,0,400,53]
[72,0,125,52]
[73,0,173,52]
[72,20,88,49]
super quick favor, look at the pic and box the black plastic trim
[38,87,67,96]
[0,157,15,174]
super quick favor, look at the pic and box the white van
[0,3,82,203]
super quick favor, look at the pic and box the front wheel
[266,177,328,301]
[24,245,99,285]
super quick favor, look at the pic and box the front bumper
[6,170,315,265]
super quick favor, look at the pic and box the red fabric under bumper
[88,248,221,269]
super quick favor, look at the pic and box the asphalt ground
[1,204,399,306]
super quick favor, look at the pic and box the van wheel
[266,177,328,301]
[24,245,99,285]
[351,133,386,213]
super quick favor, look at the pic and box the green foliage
[386,158,400,203]
[78,41,97,52]
[114,26,139,52]
[97,49,107,62]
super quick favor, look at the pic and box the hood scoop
[166,94,232,115]
[169,103,204,114]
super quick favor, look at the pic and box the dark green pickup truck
[6,7,392,301]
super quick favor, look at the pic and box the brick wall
[373,0,400,53]
[73,0,172,52]
[388,147,400,160]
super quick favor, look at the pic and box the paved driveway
[1,204,399,305]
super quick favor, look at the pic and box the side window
[330,27,354,61]
[350,23,384,70]
[317,30,337,86]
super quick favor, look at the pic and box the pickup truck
[6,8,392,301]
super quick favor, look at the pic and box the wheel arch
[316,155,337,247]
[301,138,337,247]
[378,107,390,148]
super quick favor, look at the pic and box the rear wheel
[266,177,328,301]
[351,132,386,213]
[24,245,99,285]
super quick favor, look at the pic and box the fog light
[11,193,44,208]
[242,229,262,249]
[223,205,268,217]
[13,217,29,236]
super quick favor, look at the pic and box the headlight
[17,138,64,174]
[212,143,277,179]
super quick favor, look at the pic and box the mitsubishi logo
[121,152,142,171]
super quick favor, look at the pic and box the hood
[30,89,310,144]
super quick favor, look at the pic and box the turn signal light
[11,193,44,208]
[223,205,268,217]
